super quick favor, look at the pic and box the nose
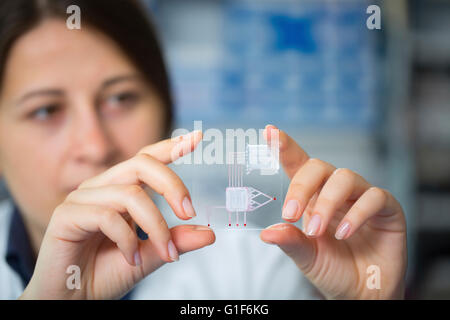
[71,106,116,167]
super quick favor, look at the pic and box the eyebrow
[16,89,64,105]
[100,74,142,90]
[15,74,141,106]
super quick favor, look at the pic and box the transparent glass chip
[174,141,285,231]
[226,187,249,212]
[246,144,279,175]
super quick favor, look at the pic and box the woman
[0,0,407,299]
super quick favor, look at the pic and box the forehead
[1,18,137,101]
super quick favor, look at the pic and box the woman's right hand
[20,131,215,300]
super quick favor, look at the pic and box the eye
[106,91,139,108]
[29,104,61,121]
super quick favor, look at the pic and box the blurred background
[1,0,449,299]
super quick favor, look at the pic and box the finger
[308,168,371,237]
[260,223,316,274]
[136,224,216,276]
[50,203,139,266]
[79,154,196,220]
[138,130,203,164]
[170,225,216,254]
[281,158,335,223]
[66,184,178,262]
[334,187,405,240]
[263,124,309,179]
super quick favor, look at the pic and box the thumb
[260,223,316,274]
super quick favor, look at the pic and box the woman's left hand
[260,125,407,299]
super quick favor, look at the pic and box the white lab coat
[0,198,322,299]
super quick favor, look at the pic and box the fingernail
[167,239,179,262]
[181,132,192,141]
[264,125,278,138]
[335,221,351,240]
[183,197,196,218]
[282,200,298,220]
[174,132,189,142]
[134,250,142,266]
[182,130,201,140]
[265,223,288,230]
[306,214,321,236]
[194,225,212,231]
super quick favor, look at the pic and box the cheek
[108,104,165,158]
[0,125,61,182]
[0,125,65,223]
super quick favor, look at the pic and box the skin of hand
[260,125,407,300]
[20,130,216,300]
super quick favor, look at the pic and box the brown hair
[0,0,173,136]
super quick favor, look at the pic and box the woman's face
[0,19,165,230]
